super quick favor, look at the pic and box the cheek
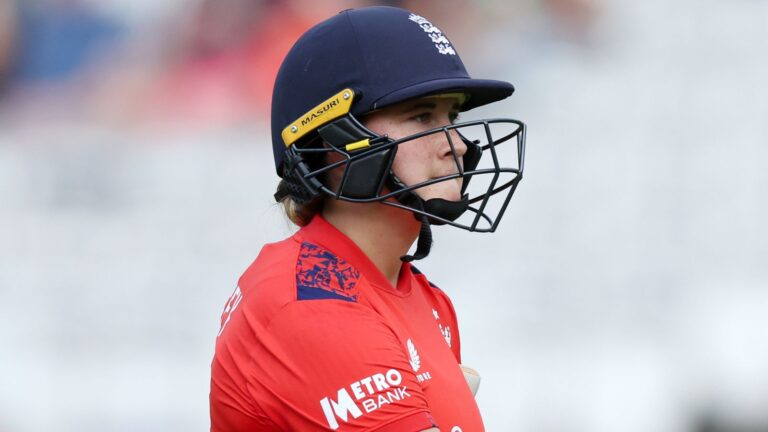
[366,118,430,182]
[324,152,345,187]
[392,141,433,183]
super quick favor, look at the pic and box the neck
[322,201,420,288]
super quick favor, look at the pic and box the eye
[410,112,433,123]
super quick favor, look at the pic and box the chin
[420,187,462,202]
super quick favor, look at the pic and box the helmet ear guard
[276,88,390,203]
[317,117,397,199]
[276,103,398,205]
[336,149,396,199]
[274,149,324,204]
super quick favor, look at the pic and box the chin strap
[400,215,433,262]
[397,194,470,262]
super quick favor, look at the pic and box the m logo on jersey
[319,369,411,430]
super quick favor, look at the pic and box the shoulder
[236,236,303,326]
[214,224,382,347]
[295,240,362,302]
[226,235,364,334]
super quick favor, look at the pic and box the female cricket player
[210,6,525,431]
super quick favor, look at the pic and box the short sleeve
[245,300,438,431]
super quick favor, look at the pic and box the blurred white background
[1,0,767,431]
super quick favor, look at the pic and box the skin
[369,96,467,203]
[323,95,466,291]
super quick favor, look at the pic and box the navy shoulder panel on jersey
[410,265,443,291]
[295,242,360,302]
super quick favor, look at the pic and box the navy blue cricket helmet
[270,6,526,257]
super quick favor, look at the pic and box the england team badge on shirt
[432,308,452,348]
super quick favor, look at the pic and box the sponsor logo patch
[319,369,412,430]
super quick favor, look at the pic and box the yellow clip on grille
[345,139,371,152]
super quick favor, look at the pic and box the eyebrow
[399,101,461,114]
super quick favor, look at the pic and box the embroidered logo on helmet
[408,13,457,56]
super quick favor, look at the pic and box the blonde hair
[275,178,324,227]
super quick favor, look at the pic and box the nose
[441,127,467,160]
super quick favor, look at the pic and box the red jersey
[210,215,484,431]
